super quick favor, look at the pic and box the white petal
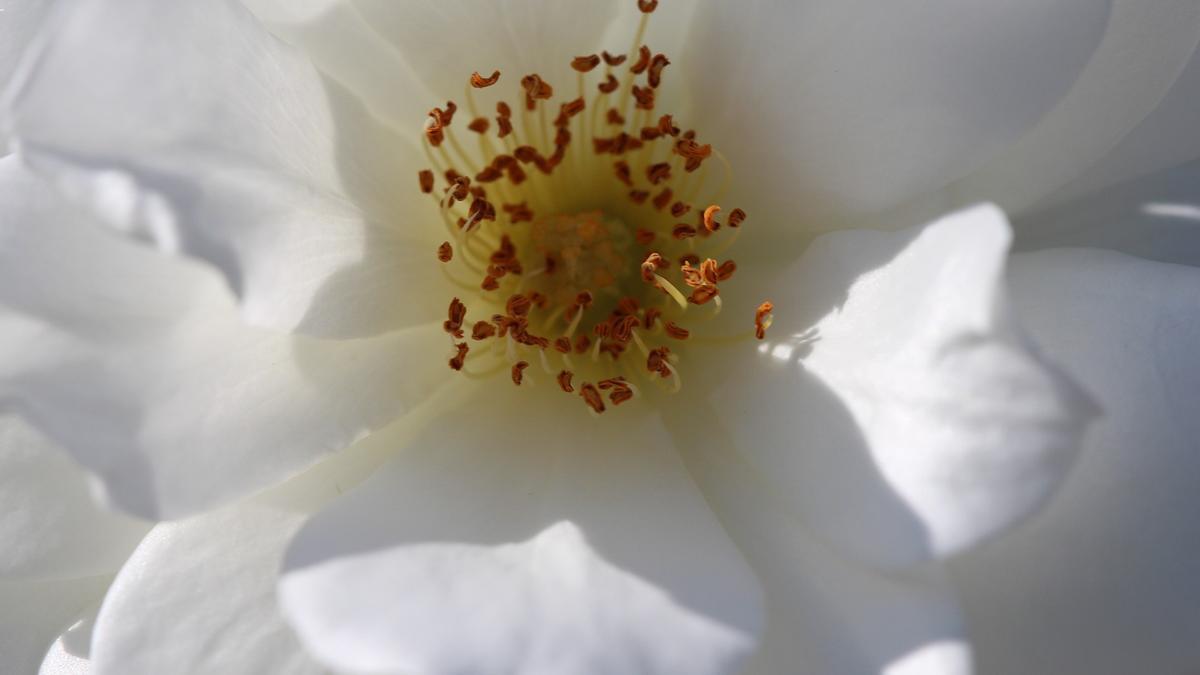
[0,0,53,145]
[893,0,1200,226]
[664,404,971,675]
[279,394,763,675]
[0,414,148,580]
[702,204,1095,567]
[1027,44,1200,214]
[91,504,323,675]
[0,576,110,675]
[4,0,447,337]
[683,0,1116,235]
[0,157,450,520]
[39,604,98,675]
[351,0,619,99]
[949,249,1200,674]
[239,0,438,128]
[1014,158,1200,268]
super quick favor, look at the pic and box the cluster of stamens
[420,1,773,415]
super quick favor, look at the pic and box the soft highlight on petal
[91,504,324,675]
[703,205,1095,567]
[280,393,763,675]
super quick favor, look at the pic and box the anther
[557,370,575,393]
[468,117,490,134]
[601,50,627,66]
[647,162,671,185]
[647,347,672,378]
[571,55,601,72]
[418,170,434,193]
[520,73,554,110]
[635,228,655,245]
[598,74,620,94]
[472,320,497,340]
[728,208,747,228]
[444,298,467,338]
[580,383,606,414]
[672,225,697,239]
[437,242,453,262]
[703,205,722,232]
[670,202,691,217]
[637,0,658,13]
[449,342,469,371]
[631,46,651,74]
[632,85,654,110]
[614,161,633,186]
[652,188,673,210]
[629,190,649,204]
[755,301,774,340]
[664,322,690,340]
[470,70,501,88]
[511,361,529,385]
[640,252,668,282]
[647,54,670,88]
[606,108,626,125]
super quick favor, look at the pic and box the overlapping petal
[696,205,1095,567]
[4,0,446,337]
[681,0,1200,243]
[90,504,323,675]
[949,248,1200,674]
[0,415,148,580]
[279,393,763,675]
[665,402,970,675]
[0,575,110,675]
[0,157,448,520]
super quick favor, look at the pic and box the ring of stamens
[420,1,773,414]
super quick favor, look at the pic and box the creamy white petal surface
[0,157,447,519]
[4,0,447,338]
[279,394,762,675]
[0,576,110,675]
[665,402,971,675]
[90,504,323,675]
[700,205,1095,567]
[950,249,1200,674]
[0,414,148,580]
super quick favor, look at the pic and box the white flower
[1,0,1199,674]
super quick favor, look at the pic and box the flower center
[420,1,773,414]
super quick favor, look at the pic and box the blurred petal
[280,394,762,675]
[91,505,323,675]
[663,400,970,675]
[0,576,110,675]
[0,414,148,580]
[1014,158,1200,268]
[949,249,1200,674]
[701,205,1095,567]
[0,0,53,142]
[5,0,446,337]
[0,157,448,520]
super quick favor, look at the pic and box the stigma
[419,0,772,414]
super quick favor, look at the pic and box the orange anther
[449,342,469,371]
[664,322,690,340]
[437,241,453,263]
[703,205,721,232]
[755,301,774,340]
[511,361,529,385]
[571,55,601,72]
[557,370,575,393]
[601,50,627,66]
[470,70,501,88]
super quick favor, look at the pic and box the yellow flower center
[420,1,773,414]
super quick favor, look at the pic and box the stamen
[437,241,453,262]
[470,70,501,88]
[755,301,774,340]
[511,361,530,385]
